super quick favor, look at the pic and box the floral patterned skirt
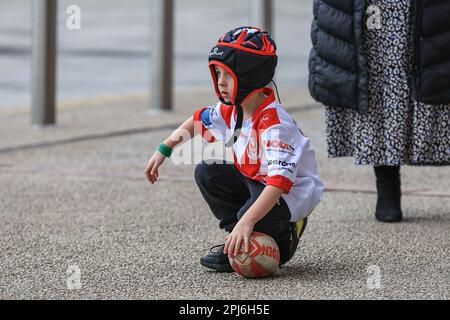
[325,0,449,166]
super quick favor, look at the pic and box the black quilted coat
[308,0,450,113]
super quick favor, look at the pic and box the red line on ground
[1,168,449,198]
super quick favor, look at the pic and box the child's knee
[194,162,208,185]
[194,161,219,185]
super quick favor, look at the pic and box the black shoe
[200,244,234,273]
[374,166,403,222]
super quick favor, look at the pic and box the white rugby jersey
[193,87,323,221]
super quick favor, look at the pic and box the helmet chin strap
[224,88,262,147]
[225,103,243,147]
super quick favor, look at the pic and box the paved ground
[0,88,449,300]
[1,0,448,300]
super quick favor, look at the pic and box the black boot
[374,166,403,222]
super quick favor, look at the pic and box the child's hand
[224,220,254,258]
[144,151,167,184]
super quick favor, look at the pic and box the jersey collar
[232,87,276,122]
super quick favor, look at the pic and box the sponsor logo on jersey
[267,159,297,168]
[264,139,295,152]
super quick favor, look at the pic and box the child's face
[214,65,234,103]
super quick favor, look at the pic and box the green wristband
[157,142,172,158]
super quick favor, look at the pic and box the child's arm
[224,185,284,257]
[163,115,195,149]
[145,116,195,184]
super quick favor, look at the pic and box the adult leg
[374,165,403,222]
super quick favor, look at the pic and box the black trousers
[194,160,294,264]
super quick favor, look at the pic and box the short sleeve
[193,103,230,142]
[261,121,307,194]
